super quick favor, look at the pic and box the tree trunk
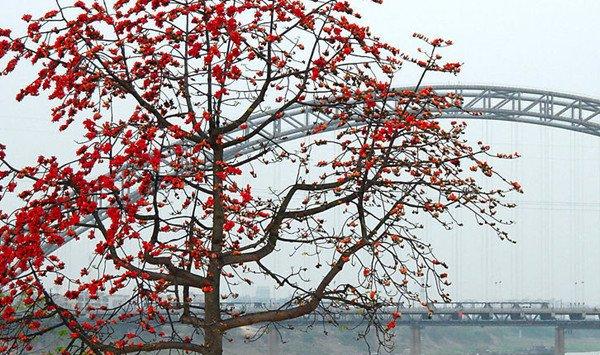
[204,275,223,355]
[205,327,223,355]
[205,145,225,355]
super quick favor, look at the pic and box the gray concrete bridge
[206,300,600,354]
[226,301,600,326]
[170,301,600,354]
[273,301,600,355]
[42,297,600,354]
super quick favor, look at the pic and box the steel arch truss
[441,85,600,135]
[221,85,600,162]
[42,85,600,255]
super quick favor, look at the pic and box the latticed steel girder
[441,85,600,135]
[221,84,600,161]
[41,85,600,255]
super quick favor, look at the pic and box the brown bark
[205,145,225,354]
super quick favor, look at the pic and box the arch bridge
[223,84,600,160]
[48,84,600,255]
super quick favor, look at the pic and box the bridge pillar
[410,325,421,355]
[554,326,565,355]
[267,329,280,355]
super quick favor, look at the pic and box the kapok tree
[0,1,521,354]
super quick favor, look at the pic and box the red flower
[223,220,235,231]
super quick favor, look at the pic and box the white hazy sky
[363,0,600,97]
[0,1,599,304]
[2,0,599,94]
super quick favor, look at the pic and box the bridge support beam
[554,326,565,355]
[410,325,421,355]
